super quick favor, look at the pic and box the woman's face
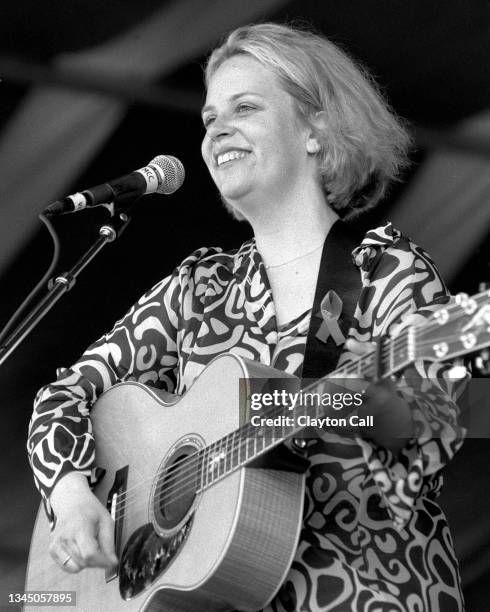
[201,55,317,213]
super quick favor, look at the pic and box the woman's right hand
[48,472,118,573]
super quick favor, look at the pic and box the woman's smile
[216,150,250,167]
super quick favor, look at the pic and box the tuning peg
[474,348,490,376]
[447,359,469,379]
[455,292,479,315]
[455,292,469,305]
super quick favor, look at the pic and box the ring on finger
[62,554,72,567]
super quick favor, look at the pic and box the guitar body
[26,354,305,612]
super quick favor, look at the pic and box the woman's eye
[236,103,254,113]
[203,116,215,129]
[202,104,255,129]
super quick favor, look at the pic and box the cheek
[201,136,212,167]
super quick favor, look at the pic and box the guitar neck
[197,328,415,491]
[195,284,490,491]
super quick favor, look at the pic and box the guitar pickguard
[119,515,193,600]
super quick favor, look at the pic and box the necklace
[263,243,323,270]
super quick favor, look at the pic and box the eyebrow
[201,91,263,116]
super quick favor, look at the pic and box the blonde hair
[205,22,411,217]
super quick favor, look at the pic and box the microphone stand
[0,208,132,368]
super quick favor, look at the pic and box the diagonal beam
[0,0,291,276]
[0,56,202,113]
[390,111,490,282]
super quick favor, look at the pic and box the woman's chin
[218,181,250,202]
[218,184,253,209]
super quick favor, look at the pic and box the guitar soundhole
[119,442,201,600]
[153,444,199,532]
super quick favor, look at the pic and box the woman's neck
[252,195,339,269]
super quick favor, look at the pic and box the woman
[28,23,465,611]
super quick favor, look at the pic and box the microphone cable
[0,213,60,348]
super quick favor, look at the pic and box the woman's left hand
[345,338,414,454]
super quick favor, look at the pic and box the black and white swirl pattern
[28,224,465,611]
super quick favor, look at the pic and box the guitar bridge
[105,465,128,582]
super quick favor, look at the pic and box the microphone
[44,155,185,215]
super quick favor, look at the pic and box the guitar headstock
[415,290,490,362]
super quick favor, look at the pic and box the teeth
[217,150,247,166]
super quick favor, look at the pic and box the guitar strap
[300,219,363,382]
[249,221,363,473]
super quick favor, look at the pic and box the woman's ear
[306,138,321,154]
[306,111,328,154]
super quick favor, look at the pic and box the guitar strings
[109,293,486,509]
[109,329,463,514]
[109,320,471,512]
[108,348,380,512]
[120,354,468,514]
[109,322,471,513]
[119,343,464,515]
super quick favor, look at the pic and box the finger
[76,528,113,568]
[98,516,118,567]
[49,543,83,574]
[61,538,86,569]
[60,554,83,574]
[345,338,373,355]
[390,313,427,337]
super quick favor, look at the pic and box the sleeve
[354,235,468,530]
[27,265,183,525]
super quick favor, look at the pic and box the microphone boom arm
[0,210,132,368]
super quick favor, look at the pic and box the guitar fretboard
[194,327,415,492]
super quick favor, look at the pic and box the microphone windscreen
[151,155,185,194]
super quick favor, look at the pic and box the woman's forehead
[204,56,285,106]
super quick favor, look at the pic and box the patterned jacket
[28,223,466,611]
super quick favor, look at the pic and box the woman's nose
[207,115,235,140]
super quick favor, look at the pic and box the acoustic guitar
[25,291,490,611]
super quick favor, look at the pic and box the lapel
[232,240,277,345]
